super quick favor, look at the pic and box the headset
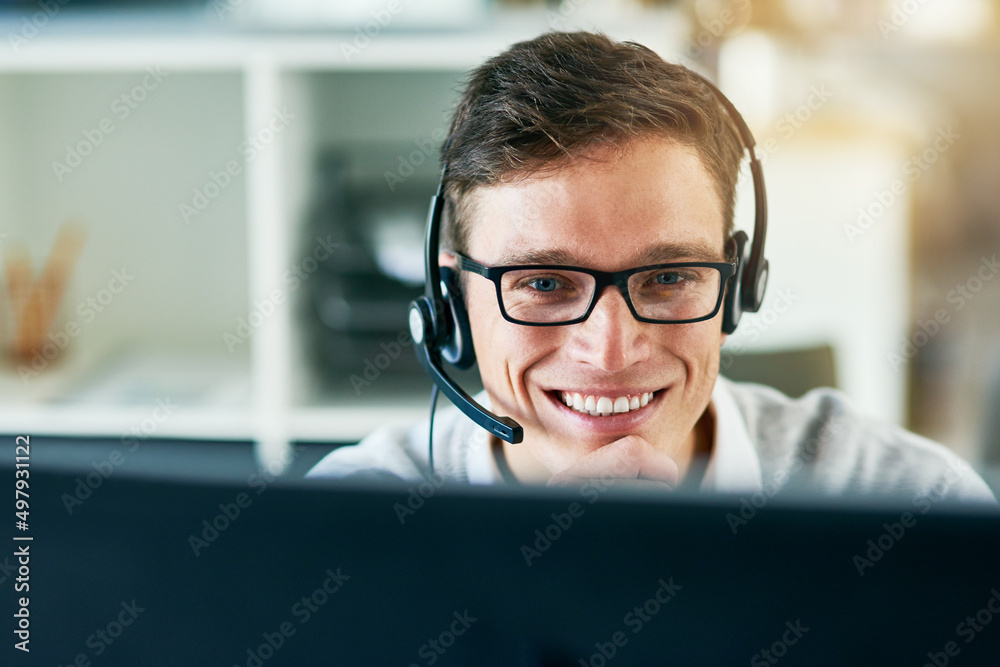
[408,72,769,457]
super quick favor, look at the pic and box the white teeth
[558,390,656,417]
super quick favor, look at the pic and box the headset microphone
[409,71,769,463]
[408,172,524,447]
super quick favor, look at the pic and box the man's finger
[547,435,679,488]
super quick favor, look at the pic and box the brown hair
[441,31,744,254]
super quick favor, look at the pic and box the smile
[557,391,656,417]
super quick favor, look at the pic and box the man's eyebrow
[493,248,579,265]
[633,241,727,264]
[492,242,725,267]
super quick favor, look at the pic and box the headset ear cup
[722,231,748,335]
[439,266,477,370]
[743,258,770,314]
[408,296,437,348]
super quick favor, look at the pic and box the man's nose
[565,286,650,372]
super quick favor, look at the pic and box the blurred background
[0,0,998,487]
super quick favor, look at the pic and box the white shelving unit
[0,35,493,469]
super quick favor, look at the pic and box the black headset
[408,72,768,449]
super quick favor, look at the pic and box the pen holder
[2,223,86,374]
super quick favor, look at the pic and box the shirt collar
[700,376,763,494]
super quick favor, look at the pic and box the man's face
[460,137,728,474]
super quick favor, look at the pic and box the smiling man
[453,136,724,488]
[309,32,993,502]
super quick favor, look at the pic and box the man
[310,31,993,502]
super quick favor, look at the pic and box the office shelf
[0,33,542,471]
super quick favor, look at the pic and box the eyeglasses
[454,252,737,326]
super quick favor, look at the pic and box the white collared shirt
[699,377,764,493]
[308,377,994,504]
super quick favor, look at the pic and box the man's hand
[546,435,679,491]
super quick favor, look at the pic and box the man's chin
[527,422,664,462]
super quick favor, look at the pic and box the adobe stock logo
[407,610,477,667]
[843,125,959,244]
[339,0,412,62]
[7,0,70,52]
[51,67,170,182]
[18,267,135,384]
[887,254,999,372]
[578,578,682,667]
[921,587,1000,667]
[878,0,931,39]
[62,398,177,515]
[222,235,340,353]
[180,107,295,224]
[350,331,413,395]
[231,567,350,667]
[750,620,810,666]
[852,455,973,577]
[56,599,146,665]
[684,0,751,60]
[384,125,447,192]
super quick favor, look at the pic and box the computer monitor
[11,467,1000,666]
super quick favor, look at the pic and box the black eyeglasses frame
[454,252,738,327]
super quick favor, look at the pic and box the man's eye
[504,270,588,304]
[654,272,682,285]
[527,276,561,292]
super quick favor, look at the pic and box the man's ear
[439,251,456,269]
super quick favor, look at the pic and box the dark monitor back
[8,469,1000,666]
